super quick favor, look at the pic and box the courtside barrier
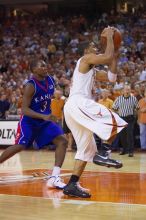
[0,120,19,145]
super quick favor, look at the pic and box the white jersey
[69,58,94,99]
[64,56,127,162]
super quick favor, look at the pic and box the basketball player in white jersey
[63,27,127,198]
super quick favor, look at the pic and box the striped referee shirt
[112,95,139,117]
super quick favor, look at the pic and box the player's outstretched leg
[93,143,123,168]
[0,145,24,164]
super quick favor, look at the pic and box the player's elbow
[104,55,113,64]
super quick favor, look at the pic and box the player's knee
[53,135,68,148]
[61,136,68,148]
[60,136,68,149]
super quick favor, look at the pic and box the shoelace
[55,176,65,184]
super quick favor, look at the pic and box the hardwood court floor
[0,150,146,220]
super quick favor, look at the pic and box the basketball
[101,28,122,50]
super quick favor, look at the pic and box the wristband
[108,70,117,82]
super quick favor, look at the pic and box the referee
[112,84,139,157]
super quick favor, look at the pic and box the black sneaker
[119,149,128,155]
[119,151,126,155]
[128,153,134,157]
[63,182,91,198]
[93,153,123,169]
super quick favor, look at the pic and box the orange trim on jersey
[104,123,126,128]
[107,109,118,140]
[78,108,95,121]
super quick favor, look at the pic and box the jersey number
[40,101,47,112]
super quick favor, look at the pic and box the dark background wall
[0,0,145,19]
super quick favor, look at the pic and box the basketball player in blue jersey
[0,60,68,189]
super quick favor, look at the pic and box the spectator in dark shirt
[112,85,139,157]
[0,94,10,119]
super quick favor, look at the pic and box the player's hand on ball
[101,27,122,50]
[101,26,114,38]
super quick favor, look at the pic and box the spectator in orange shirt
[98,89,113,109]
[51,89,65,125]
[138,88,146,150]
[95,89,114,151]
[48,39,56,58]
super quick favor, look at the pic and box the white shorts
[64,95,127,162]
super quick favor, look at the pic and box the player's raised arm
[108,50,119,82]
[95,50,119,83]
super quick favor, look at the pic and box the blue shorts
[15,116,64,148]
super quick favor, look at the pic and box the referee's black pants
[119,115,135,154]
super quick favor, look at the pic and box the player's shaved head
[30,60,46,72]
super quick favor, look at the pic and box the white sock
[51,166,61,176]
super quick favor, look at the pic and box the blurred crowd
[0,10,146,150]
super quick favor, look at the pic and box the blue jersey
[27,75,55,115]
[15,74,64,148]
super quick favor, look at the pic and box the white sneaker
[46,176,66,189]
